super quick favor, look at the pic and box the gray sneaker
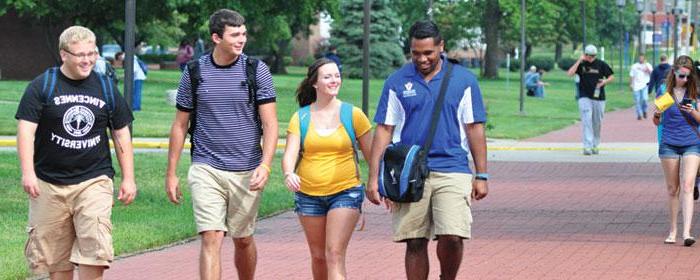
[592,148,599,155]
[583,149,593,155]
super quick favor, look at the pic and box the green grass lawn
[0,65,634,139]
[0,151,300,280]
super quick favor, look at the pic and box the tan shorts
[188,164,262,237]
[392,172,473,242]
[25,175,114,274]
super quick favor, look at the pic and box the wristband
[474,173,489,181]
[260,163,271,173]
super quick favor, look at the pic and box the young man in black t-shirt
[15,26,135,279]
[567,44,615,155]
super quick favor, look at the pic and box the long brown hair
[296,58,336,107]
[665,55,698,100]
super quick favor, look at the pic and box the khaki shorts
[188,164,262,237]
[392,172,473,242]
[25,175,114,274]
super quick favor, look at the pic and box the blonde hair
[58,26,96,51]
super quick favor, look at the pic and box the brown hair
[665,55,698,100]
[296,58,336,107]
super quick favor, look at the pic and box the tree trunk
[482,0,502,78]
[525,43,532,59]
[270,40,289,74]
[555,42,563,62]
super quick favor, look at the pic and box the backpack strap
[297,102,361,180]
[186,59,201,156]
[246,58,262,134]
[298,105,312,150]
[96,73,115,113]
[339,101,365,231]
[340,102,355,142]
[96,72,122,153]
[42,67,58,104]
[340,102,361,180]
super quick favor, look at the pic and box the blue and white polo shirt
[374,57,486,174]
[176,53,276,171]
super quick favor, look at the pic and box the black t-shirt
[15,70,133,185]
[576,59,614,100]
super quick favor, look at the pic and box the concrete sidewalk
[100,107,700,279]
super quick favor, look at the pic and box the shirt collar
[209,53,247,68]
[405,53,448,82]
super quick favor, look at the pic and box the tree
[177,0,339,74]
[331,0,405,79]
[482,0,502,78]
[0,0,177,51]
[432,1,481,52]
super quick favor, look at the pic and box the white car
[101,44,122,60]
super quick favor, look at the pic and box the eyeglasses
[586,54,596,57]
[63,49,98,60]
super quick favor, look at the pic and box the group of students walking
[17,8,488,280]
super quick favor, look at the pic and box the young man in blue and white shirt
[165,9,278,280]
[367,20,489,280]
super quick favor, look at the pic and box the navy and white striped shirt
[176,53,276,171]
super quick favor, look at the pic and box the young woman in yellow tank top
[282,58,373,279]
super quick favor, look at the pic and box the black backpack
[41,67,122,150]
[185,56,260,154]
[42,67,117,124]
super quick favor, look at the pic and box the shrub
[140,54,176,64]
[507,55,555,72]
[558,57,577,71]
[527,55,554,71]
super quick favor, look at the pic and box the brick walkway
[527,106,658,143]
[106,108,700,279]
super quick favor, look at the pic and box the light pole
[673,0,679,61]
[362,0,370,115]
[582,0,587,47]
[651,1,657,66]
[519,0,526,114]
[636,0,645,56]
[617,0,626,89]
[666,1,672,58]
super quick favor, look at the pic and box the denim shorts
[294,185,364,216]
[658,142,700,159]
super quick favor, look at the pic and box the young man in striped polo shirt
[165,9,278,280]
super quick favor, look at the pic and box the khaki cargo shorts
[188,164,262,237]
[25,175,114,274]
[392,172,473,242]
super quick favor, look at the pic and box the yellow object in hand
[654,92,675,113]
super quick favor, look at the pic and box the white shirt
[629,62,652,91]
[93,57,108,75]
[133,56,146,81]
